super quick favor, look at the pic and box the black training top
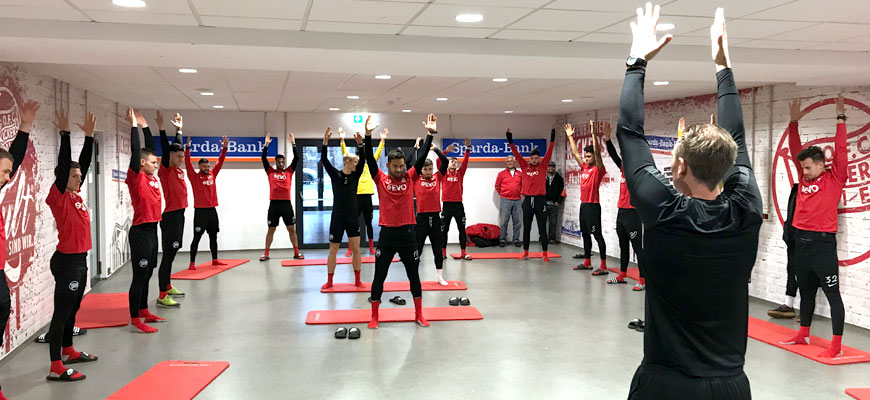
[321,144,365,217]
[616,67,763,378]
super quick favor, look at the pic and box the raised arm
[157,111,171,168]
[412,114,437,175]
[134,110,155,151]
[352,132,366,178]
[320,145,338,181]
[171,112,184,145]
[9,100,38,181]
[542,128,556,166]
[832,96,848,185]
[374,130,386,161]
[434,146,449,176]
[787,99,804,174]
[127,108,141,173]
[340,126,348,156]
[212,136,228,177]
[592,123,606,175]
[77,112,96,183]
[262,132,272,172]
[54,109,72,192]
[184,137,195,179]
[605,140,622,170]
[364,123,380,175]
[458,138,471,176]
[564,124,584,167]
[506,129,529,169]
[288,132,300,172]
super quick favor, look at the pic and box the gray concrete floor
[1,244,868,399]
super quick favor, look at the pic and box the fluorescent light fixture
[402,109,412,113]
[112,0,146,8]
[329,107,340,111]
[347,95,360,100]
[375,75,392,80]
[653,81,670,86]
[657,23,675,31]
[436,97,448,101]
[504,110,514,114]
[455,13,484,23]
[212,105,224,109]
[492,78,508,82]
[561,99,573,103]
[200,92,214,96]
[178,68,197,74]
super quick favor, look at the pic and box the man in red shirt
[185,136,228,270]
[781,96,848,358]
[507,128,556,261]
[495,156,522,247]
[0,99,37,397]
[155,111,186,307]
[260,132,304,261]
[365,115,435,329]
[566,122,609,274]
[416,143,450,285]
[45,109,98,382]
[126,108,167,334]
[441,138,472,260]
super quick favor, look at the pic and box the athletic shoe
[259,255,269,262]
[462,254,472,260]
[157,296,180,308]
[549,239,556,244]
[632,283,645,291]
[437,277,448,286]
[513,241,521,247]
[767,304,796,319]
[167,287,185,297]
[499,241,506,247]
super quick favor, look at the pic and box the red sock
[159,291,167,299]
[413,297,429,327]
[460,249,467,257]
[354,270,362,286]
[368,300,380,329]
[638,277,645,285]
[264,249,270,257]
[442,248,447,258]
[368,239,375,251]
[818,335,843,358]
[345,248,353,257]
[783,326,810,345]
[188,262,196,270]
[0,389,7,400]
[599,259,607,269]
[50,360,82,378]
[167,284,173,290]
[294,248,300,256]
[543,252,550,262]
[212,259,226,266]
[140,309,166,323]
[62,346,81,361]
[583,258,591,267]
[131,317,158,333]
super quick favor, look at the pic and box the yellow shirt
[341,139,384,195]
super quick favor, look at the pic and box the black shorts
[193,208,220,235]
[0,278,10,347]
[629,364,750,400]
[160,209,185,251]
[616,208,642,236]
[329,213,361,243]
[793,229,838,288]
[268,200,296,227]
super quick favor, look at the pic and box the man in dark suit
[545,161,565,244]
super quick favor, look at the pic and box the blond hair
[673,123,737,191]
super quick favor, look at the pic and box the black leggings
[785,242,798,297]
[580,203,606,259]
[357,194,374,242]
[0,274,11,347]
[441,202,467,250]
[190,208,219,263]
[794,230,845,335]
[129,223,158,318]
[521,195,548,251]
[159,209,184,291]
[371,226,421,302]
[416,213,444,270]
[616,208,644,273]
[48,252,87,361]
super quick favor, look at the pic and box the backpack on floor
[466,223,500,248]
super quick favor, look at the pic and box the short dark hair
[54,161,82,180]
[529,148,540,157]
[423,159,433,167]
[169,143,184,152]
[388,149,405,163]
[275,154,285,160]
[448,157,458,162]
[584,145,594,154]
[0,149,12,163]
[141,148,156,158]
[198,158,209,164]
[797,146,825,164]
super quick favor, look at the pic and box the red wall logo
[772,97,870,266]
[0,69,39,350]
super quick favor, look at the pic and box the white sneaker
[437,277,448,286]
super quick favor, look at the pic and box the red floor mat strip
[320,280,467,293]
[281,256,398,267]
[74,293,130,329]
[747,316,870,365]
[171,259,249,280]
[107,361,229,400]
[305,306,482,324]
[448,252,560,260]
[847,388,870,400]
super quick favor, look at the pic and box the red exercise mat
[107,361,229,400]
[606,267,641,281]
[847,388,870,400]
[305,306,482,325]
[747,316,870,365]
[74,293,130,329]
[281,256,398,267]
[320,280,467,293]
[448,252,561,260]
[171,259,249,280]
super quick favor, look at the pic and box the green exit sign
[353,115,364,123]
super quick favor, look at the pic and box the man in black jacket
[768,183,800,319]
[544,161,565,244]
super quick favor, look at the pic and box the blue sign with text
[153,136,279,158]
[440,138,547,158]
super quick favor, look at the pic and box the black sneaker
[767,304,796,319]
[513,241,521,247]
[499,241,506,247]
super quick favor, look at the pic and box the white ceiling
[1,0,870,114]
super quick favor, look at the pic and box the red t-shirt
[510,142,554,196]
[186,148,226,208]
[415,172,443,213]
[580,162,604,204]
[617,170,633,209]
[46,186,92,254]
[126,168,162,226]
[441,150,469,202]
[374,168,418,227]
[266,167,293,201]
[158,164,187,213]
[789,122,847,233]
[495,168,522,200]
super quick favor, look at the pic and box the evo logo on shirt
[526,170,539,177]
[447,177,459,182]
[421,181,437,188]
[149,180,160,189]
[800,184,819,194]
[201,179,214,186]
[274,174,287,181]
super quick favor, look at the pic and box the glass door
[295,138,415,249]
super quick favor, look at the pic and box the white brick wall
[560,81,870,330]
[1,62,132,359]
